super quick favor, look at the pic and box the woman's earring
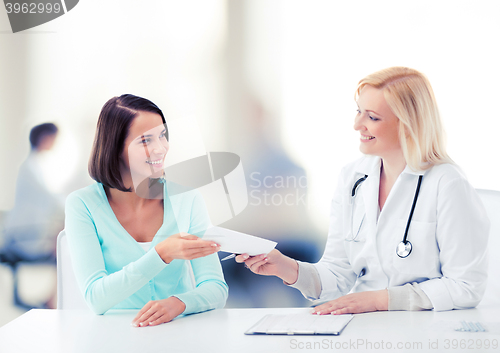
[158,170,166,184]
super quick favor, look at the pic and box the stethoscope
[349,174,423,258]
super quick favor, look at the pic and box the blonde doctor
[236,66,489,313]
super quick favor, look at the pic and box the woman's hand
[155,232,220,264]
[131,297,186,327]
[312,290,388,315]
[235,249,299,284]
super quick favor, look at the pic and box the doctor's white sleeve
[418,177,489,311]
[388,283,433,310]
[285,261,322,300]
[289,262,434,311]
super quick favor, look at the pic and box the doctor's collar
[402,162,429,176]
[354,156,427,176]
[402,167,424,176]
[354,155,380,175]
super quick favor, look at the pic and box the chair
[476,189,500,307]
[0,231,55,310]
[56,230,88,310]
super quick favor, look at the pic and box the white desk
[1,306,499,353]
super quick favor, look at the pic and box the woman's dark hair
[88,94,167,192]
[30,123,58,149]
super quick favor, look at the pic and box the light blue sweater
[64,182,228,315]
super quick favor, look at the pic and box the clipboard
[245,313,353,336]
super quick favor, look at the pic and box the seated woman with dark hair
[65,94,227,327]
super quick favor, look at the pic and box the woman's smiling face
[121,111,169,181]
[354,85,402,160]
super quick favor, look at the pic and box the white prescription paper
[203,226,277,256]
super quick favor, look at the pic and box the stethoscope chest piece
[396,241,412,258]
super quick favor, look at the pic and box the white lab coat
[314,155,489,311]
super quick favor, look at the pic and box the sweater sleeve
[65,192,168,315]
[172,193,228,315]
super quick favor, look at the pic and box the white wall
[1,0,498,234]
[0,0,226,210]
[277,0,500,229]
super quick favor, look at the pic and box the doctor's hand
[132,296,186,327]
[155,232,220,264]
[312,290,388,315]
[235,249,299,285]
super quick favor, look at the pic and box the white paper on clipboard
[245,313,353,335]
[202,226,277,256]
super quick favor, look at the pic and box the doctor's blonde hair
[355,67,453,171]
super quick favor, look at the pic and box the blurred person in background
[237,67,489,313]
[220,94,320,308]
[1,123,64,308]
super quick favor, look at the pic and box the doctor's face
[354,85,401,160]
[121,111,169,180]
